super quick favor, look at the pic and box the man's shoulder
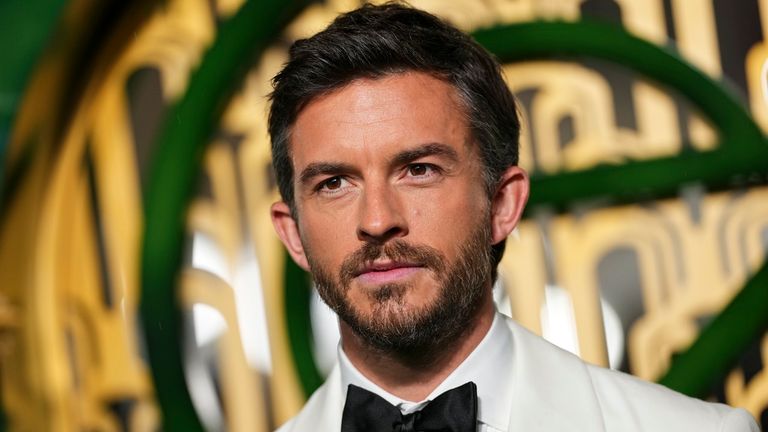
[585,364,758,431]
[504,316,758,431]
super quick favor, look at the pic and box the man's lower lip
[356,267,421,284]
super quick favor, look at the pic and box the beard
[307,222,493,355]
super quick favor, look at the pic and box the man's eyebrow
[298,143,458,184]
[299,162,356,184]
[390,143,460,167]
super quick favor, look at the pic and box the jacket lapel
[506,319,606,431]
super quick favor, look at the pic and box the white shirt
[338,312,514,432]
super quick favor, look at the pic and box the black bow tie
[341,382,477,432]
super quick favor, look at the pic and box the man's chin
[338,299,460,353]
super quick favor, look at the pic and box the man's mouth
[354,261,423,285]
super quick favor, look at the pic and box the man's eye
[407,163,434,177]
[319,176,345,191]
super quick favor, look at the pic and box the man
[268,3,759,431]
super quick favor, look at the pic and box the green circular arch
[140,13,768,430]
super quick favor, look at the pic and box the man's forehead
[298,72,464,121]
[287,71,473,165]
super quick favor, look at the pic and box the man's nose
[356,184,408,243]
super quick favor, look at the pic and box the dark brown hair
[269,2,520,265]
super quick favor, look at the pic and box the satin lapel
[287,365,345,432]
[505,319,606,432]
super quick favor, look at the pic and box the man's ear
[271,201,310,271]
[490,166,530,245]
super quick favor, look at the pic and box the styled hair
[268,2,520,266]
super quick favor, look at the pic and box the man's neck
[339,297,495,402]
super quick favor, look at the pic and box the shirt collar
[338,312,514,430]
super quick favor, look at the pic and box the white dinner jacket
[277,318,759,431]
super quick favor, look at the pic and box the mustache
[339,240,446,285]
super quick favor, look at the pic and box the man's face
[278,72,497,350]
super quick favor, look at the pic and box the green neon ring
[140,14,768,431]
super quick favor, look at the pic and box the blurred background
[1,0,767,430]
